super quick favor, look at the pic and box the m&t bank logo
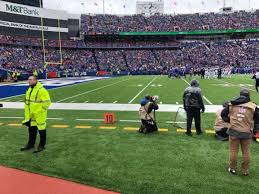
[6,4,39,16]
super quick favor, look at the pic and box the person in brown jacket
[221,88,259,176]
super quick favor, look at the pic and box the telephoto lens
[0,104,3,107]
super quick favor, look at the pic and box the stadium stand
[0,2,258,79]
[81,10,259,34]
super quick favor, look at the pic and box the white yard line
[99,101,103,103]
[56,78,131,103]
[182,78,213,105]
[202,96,213,105]
[113,101,118,103]
[70,101,75,103]
[182,78,190,86]
[84,101,89,103]
[128,76,158,104]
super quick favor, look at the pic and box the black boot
[185,131,192,136]
[20,145,34,151]
[33,146,45,153]
[33,130,46,153]
[21,126,37,151]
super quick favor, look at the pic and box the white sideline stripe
[0,116,63,120]
[119,120,140,123]
[47,118,64,120]
[0,117,23,119]
[0,102,227,113]
[166,121,187,124]
[128,76,158,104]
[56,78,131,103]
[182,78,213,105]
[0,76,111,100]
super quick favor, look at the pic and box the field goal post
[39,0,63,79]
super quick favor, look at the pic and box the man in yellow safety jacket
[21,76,51,153]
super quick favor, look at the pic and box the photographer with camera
[138,95,159,134]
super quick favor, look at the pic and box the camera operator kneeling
[139,95,159,134]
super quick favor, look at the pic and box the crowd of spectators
[81,10,259,34]
[0,46,97,73]
[0,36,258,75]
[0,35,86,48]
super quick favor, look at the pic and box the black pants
[256,80,259,92]
[27,126,46,148]
[215,128,229,140]
[139,119,158,133]
[186,107,201,133]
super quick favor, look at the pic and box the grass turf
[0,109,259,193]
[0,74,259,193]
[1,75,258,104]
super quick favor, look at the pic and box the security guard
[21,76,51,153]
[221,88,259,176]
[183,79,205,136]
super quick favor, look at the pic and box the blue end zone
[0,77,109,99]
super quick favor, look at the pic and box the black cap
[240,88,250,98]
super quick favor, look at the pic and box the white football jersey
[256,72,259,79]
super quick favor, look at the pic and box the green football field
[0,74,259,194]
[1,74,258,104]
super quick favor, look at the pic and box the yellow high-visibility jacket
[22,82,51,130]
